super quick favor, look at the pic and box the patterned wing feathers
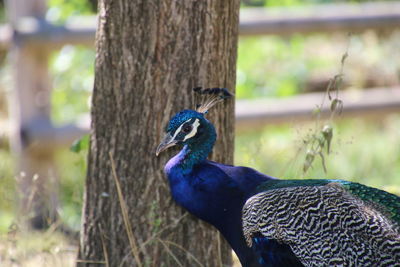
[242,183,400,266]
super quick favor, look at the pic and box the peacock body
[157,88,400,267]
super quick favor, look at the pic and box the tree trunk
[78,1,239,266]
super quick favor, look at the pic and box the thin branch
[301,34,351,174]
[157,238,185,267]
[161,240,206,267]
[75,259,107,264]
[140,213,189,249]
[109,152,143,267]
[99,225,110,267]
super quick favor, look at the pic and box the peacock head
[156,87,233,156]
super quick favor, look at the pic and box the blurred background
[0,0,400,265]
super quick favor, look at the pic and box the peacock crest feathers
[165,87,233,133]
[193,87,233,113]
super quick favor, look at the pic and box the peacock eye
[182,124,193,134]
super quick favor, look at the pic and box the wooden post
[6,0,58,228]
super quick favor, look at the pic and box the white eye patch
[183,119,200,141]
[171,118,201,142]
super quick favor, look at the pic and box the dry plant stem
[99,225,110,267]
[302,35,351,174]
[24,176,38,218]
[139,213,189,250]
[109,152,143,267]
[217,234,223,267]
[76,260,107,264]
[157,238,185,267]
[160,240,206,267]
[327,35,351,122]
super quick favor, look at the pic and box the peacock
[156,87,400,267]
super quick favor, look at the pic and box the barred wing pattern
[242,183,400,267]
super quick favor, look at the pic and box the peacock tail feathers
[340,181,400,226]
[255,179,400,226]
[243,183,400,266]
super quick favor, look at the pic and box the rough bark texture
[78,1,239,266]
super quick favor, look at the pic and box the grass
[0,228,77,267]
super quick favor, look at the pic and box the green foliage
[60,135,88,230]
[0,2,5,23]
[47,0,95,23]
[57,149,86,231]
[0,150,15,233]
[0,147,86,233]
[236,35,332,99]
[264,0,304,7]
[50,46,94,125]
[70,135,89,153]
[241,0,399,8]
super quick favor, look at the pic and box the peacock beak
[156,133,177,156]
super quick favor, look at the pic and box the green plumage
[340,181,400,225]
[255,179,333,192]
[256,179,400,226]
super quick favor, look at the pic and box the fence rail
[1,2,400,50]
[236,87,400,131]
[240,2,400,36]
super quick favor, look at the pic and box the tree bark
[78,1,239,266]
